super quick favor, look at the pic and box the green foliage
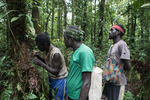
[0,10,18,19]
[0,83,13,100]
[51,87,59,100]
[0,0,150,99]
[124,91,135,100]
[26,15,34,28]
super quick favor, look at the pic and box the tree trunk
[71,0,74,25]
[45,0,51,32]
[6,0,40,98]
[32,0,41,34]
[57,3,62,39]
[62,0,67,28]
[82,0,87,41]
[62,0,69,67]
[51,0,55,39]
[90,1,93,43]
[98,0,105,49]
[94,0,96,42]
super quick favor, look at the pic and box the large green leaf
[0,56,5,66]
[11,14,25,22]
[27,93,38,99]
[0,10,18,19]
[141,3,150,7]
[136,73,141,80]
[11,17,19,22]
[26,15,34,27]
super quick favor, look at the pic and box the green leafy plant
[124,91,135,100]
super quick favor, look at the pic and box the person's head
[35,32,50,51]
[63,25,84,48]
[109,24,126,39]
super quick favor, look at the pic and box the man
[102,24,131,100]
[33,32,68,100]
[63,25,95,100]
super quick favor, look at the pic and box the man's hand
[34,57,45,67]
[33,50,39,58]
[121,59,131,70]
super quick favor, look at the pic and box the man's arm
[78,72,91,100]
[34,53,62,75]
[121,59,131,70]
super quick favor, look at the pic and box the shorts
[49,78,67,100]
[102,83,125,100]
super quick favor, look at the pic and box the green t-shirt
[67,44,95,99]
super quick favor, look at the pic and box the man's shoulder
[117,40,128,46]
[51,47,62,54]
[80,44,93,51]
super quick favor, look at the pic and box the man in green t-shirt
[63,25,95,100]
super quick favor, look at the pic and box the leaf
[119,1,131,10]
[17,83,21,91]
[0,10,18,19]
[27,93,38,99]
[141,3,150,7]
[26,15,34,27]
[0,56,5,66]
[19,14,25,17]
[29,27,35,35]
[113,10,129,23]
[136,73,140,80]
[11,17,19,22]
[0,2,7,7]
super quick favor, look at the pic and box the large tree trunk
[6,0,40,98]
[97,0,105,49]
[62,0,67,28]
[32,0,41,34]
[57,2,62,39]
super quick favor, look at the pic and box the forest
[0,0,150,100]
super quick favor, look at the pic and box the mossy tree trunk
[6,0,40,98]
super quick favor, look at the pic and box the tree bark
[32,0,41,34]
[57,2,62,39]
[82,0,87,41]
[62,0,67,28]
[6,0,40,98]
[51,0,55,39]
[94,0,96,42]
[98,0,105,49]
[71,0,74,25]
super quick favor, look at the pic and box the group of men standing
[33,24,131,100]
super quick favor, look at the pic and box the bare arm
[121,59,131,70]
[78,72,91,100]
[34,53,62,75]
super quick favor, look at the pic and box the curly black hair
[35,32,50,46]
